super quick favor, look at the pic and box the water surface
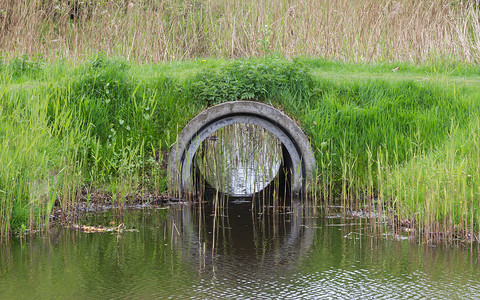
[1,202,479,299]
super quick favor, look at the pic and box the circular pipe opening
[194,123,282,197]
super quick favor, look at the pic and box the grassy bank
[1,55,480,242]
[1,0,479,63]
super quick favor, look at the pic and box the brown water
[1,201,480,299]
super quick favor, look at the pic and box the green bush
[7,54,45,79]
[192,57,315,104]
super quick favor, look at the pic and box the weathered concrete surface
[168,101,316,196]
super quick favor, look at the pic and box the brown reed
[1,0,479,64]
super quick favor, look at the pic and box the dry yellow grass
[1,0,479,63]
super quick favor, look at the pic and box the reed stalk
[1,0,479,64]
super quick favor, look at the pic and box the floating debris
[71,223,138,233]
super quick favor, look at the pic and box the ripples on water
[1,202,480,299]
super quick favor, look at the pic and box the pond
[1,200,479,299]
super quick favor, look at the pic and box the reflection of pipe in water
[166,200,317,277]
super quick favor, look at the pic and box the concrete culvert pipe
[168,101,316,197]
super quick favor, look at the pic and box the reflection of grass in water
[195,124,282,196]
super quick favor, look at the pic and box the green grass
[1,54,480,241]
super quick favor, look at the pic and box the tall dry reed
[1,0,479,63]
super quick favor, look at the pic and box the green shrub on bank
[192,57,315,104]
[71,56,135,141]
[6,54,45,80]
